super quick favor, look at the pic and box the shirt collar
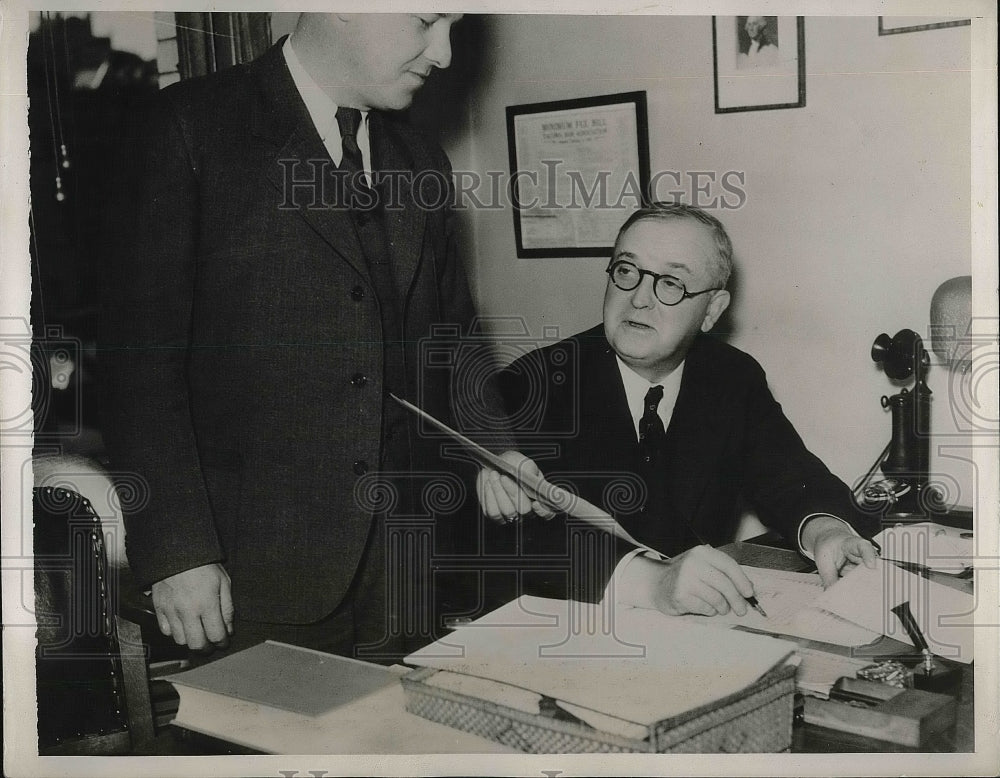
[282,35,369,165]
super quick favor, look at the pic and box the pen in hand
[681,523,768,618]
[682,524,767,618]
[745,595,768,618]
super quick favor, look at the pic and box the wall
[453,15,974,502]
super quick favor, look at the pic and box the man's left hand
[477,451,556,525]
[807,518,878,587]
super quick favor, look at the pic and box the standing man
[499,203,878,616]
[103,13,540,662]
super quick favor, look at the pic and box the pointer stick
[390,393,766,617]
[389,393,652,551]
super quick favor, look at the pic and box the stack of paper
[405,595,798,729]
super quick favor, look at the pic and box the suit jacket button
[351,373,367,387]
[350,286,365,301]
[353,460,368,475]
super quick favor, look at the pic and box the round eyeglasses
[605,260,723,306]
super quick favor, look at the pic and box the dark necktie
[335,106,372,203]
[638,385,666,464]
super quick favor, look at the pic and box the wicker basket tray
[402,662,796,753]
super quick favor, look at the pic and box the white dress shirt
[283,36,372,183]
[614,356,684,440]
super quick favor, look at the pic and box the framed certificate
[506,92,650,258]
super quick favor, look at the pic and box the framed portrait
[713,16,805,114]
[506,91,650,258]
[878,17,971,35]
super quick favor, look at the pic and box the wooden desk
[154,540,973,755]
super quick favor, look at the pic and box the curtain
[174,13,272,80]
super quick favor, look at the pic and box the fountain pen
[745,595,768,618]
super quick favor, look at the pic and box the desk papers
[678,567,881,647]
[872,522,973,574]
[813,560,975,664]
[405,595,798,727]
[676,563,974,664]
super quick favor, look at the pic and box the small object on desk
[890,601,934,675]
[857,661,912,690]
[890,602,963,694]
[803,677,956,748]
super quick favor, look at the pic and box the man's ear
[700,290,731,333]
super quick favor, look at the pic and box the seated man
[498,203,878,617]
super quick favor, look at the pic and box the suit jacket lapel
[250,41,371,282]
[370,113,425,298]
[579,328,639,467]
[662,337,730,528]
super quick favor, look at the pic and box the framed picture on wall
[877,17,971,35]
[506,91,649,258]
[713,16,805,113]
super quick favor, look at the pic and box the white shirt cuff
[602,547,667,608]
[796,513,860,560]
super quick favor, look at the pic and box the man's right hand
[151,563,234,652]
[650,545,756,617]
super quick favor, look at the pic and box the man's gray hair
[614,202,734,287]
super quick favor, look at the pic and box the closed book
[166,640,510,753]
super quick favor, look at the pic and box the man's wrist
[797,513,859,560]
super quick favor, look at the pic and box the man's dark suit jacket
[101,41,506,624]
[498,324,876,603]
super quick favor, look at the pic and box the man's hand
[803,517,878,587]
[151,563,234,652]
[649,545,757,617]
[476,451,556,525]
